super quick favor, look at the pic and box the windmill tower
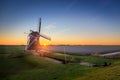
[25,18,51,51]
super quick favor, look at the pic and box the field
[0,46,120,80]
[48,45,120,54]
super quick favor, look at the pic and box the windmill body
[25,18,51,53]
[26,31,40,50]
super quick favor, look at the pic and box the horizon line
[0,44,120,46]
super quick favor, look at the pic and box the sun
[43,43,47,46]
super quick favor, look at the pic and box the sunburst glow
[43,43,47,46]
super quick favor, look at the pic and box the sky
[0,0,120,45]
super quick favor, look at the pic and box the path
[80,62,95,67]
[44,57,62,64]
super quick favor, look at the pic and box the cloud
[45,23,56,30]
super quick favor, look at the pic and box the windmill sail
[38,18,41,34]
[40,34,51,41]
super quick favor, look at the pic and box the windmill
[25,18,51,53]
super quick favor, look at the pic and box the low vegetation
[75,60,120,80]
[48,52,115,64]
[0,46,120,80]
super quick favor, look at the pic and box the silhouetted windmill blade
[40,34,51,41]
[38,18,41,34]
